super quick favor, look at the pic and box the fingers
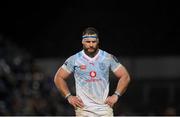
[105,97,112,107]
[76,100,84,108]
[76,96,84,108]
[104,97,109,104]
[105,100,114,107]
[105,96,117,107]
[68,96,84,108]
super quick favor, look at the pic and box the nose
[89,42,93,46]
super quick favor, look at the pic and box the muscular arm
[114,65,131,96]
[105,65,130,107]
[54,67,71,97]
[54,67,84,108]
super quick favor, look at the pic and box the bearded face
[82,35,99,56]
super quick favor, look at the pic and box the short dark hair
[82,27,99,38]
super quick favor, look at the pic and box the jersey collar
[82,49,101,62]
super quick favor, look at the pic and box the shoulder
[66,50,82,61]
[101,50,120,63]
[99,49,110,57]
[100,49,115,59]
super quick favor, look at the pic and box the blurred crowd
[0,34,74,115]
[0,34,178,116]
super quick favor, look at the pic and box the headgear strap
[82,35,99,42]
[82,35,97,39]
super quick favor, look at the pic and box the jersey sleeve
[61,55,75,73]
[110,54,122,73]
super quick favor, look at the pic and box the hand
[67,96,84,109]
[105,94,119,107]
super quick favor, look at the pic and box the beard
[83,46,99,57]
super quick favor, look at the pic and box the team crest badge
[99,62,106,70]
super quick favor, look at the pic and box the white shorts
[75,106,113,117]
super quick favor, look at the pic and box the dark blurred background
[0,0,180,116]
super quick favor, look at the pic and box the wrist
[114,91,121,98]
[65,93,72,99]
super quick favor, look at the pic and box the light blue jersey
[61,49,122,111]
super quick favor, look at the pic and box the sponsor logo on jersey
[80,65,86,70]
[85,71,101,82]
[89,71,96,78]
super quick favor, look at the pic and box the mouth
[88,48,95,51]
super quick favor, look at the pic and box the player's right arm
[54,67,84,108]
[54,67,71,98]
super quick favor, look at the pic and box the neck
[84,49,99,58]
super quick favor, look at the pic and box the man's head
[82,27,99,55]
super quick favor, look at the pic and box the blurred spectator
[163,106,176,116]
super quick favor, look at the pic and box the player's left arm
[105,65,130,107]
[114,65,131,96]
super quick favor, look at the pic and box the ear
[96,38,99,44]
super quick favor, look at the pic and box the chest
[73,60,109,74]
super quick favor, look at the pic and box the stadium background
[0,0,180,115]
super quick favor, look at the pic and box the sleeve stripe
[61,64,72,73]
[113,64,122,72]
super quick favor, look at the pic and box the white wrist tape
[65,93,72,99]
[114,91,121,97]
